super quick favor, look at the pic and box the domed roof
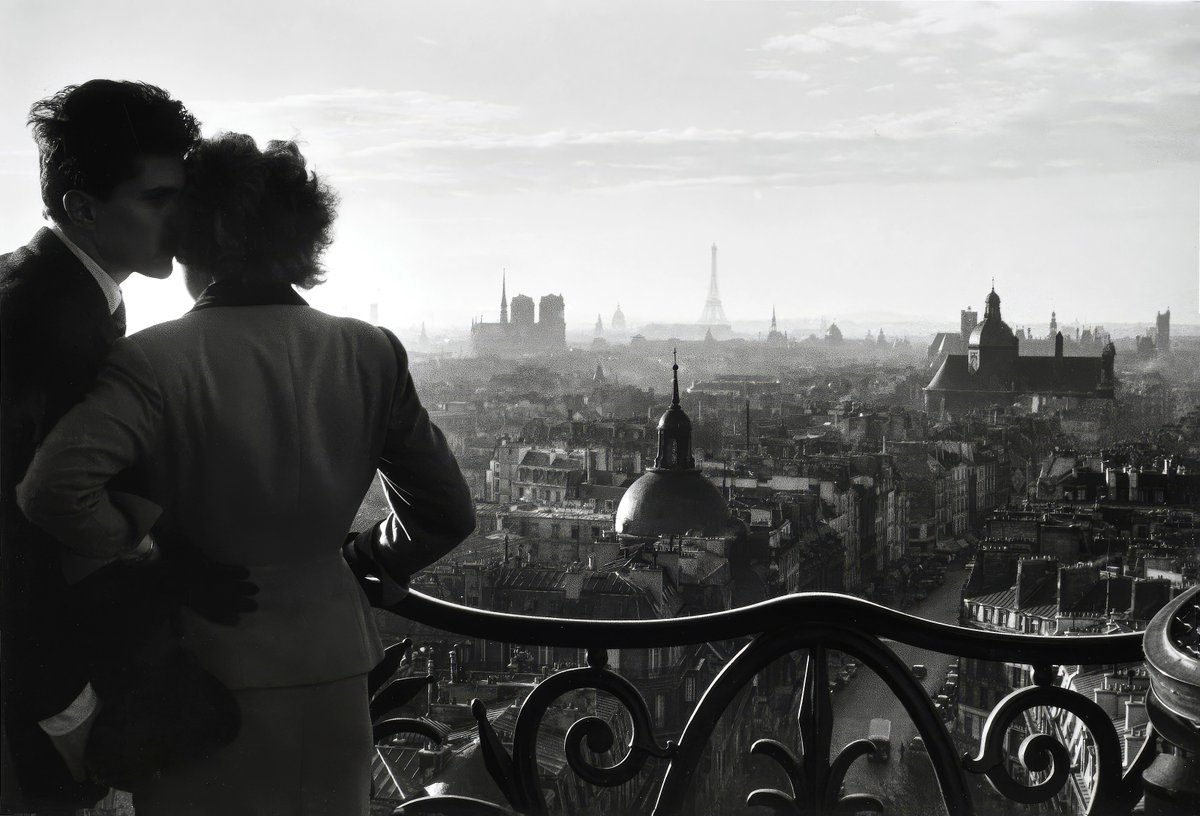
[968,318,1018,348]
[615,351,731,539]
[658,403,691,434]
[614,469,731,539]
[969,287,1018,348]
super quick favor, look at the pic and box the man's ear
[61,190,97,230]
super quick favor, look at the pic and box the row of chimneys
[1014,557,1171,619]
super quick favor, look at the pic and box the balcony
[367,584,1200,815]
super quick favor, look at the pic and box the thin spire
[500,269,508,323]
[671,348,680,407]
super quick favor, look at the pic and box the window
[571,525,580,540]
[654,694,665,727]
[649,647,664,675]
[591,526,601,539]
[551,523,561,538]
[684,675,697,703]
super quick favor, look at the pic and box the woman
[18,133,476,815]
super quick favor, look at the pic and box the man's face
[89,155,185,280]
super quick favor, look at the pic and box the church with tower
[925,286,1115,417]
[470,273,566,357]
[615,352,736,542]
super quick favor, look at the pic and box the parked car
[911,664,927,679]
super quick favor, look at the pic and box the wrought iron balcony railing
[364,585,1200,816]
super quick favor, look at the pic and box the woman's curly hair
[177,133,337,289]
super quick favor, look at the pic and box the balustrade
[361,585,1200,815]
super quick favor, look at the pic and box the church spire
[770,305,777,332]
[500,270,508,324]
[672,348,680,407]
[654,349,694,469]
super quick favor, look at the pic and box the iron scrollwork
[472,647,674,815]
[652,625,972,815]
[379,589,1152,814]
[370,639,440,745]
[963,683,1151,816]
[747,645,882,814]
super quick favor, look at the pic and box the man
[17,132,476,815]
[0,80,199,814]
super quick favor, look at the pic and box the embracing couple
[0,80,476,815]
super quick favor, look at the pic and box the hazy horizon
[2,1,1197,336]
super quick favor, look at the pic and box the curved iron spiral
[963,683,1143,816]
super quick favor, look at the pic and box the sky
[1,1,1197,337]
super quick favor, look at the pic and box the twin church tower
[470,272,566,356]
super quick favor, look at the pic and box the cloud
[763,32,831,54]
[751,69,812,82]
[185,5,1199,197]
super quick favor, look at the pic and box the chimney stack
[1057,564,1099,614]
[1016,557,1057,610]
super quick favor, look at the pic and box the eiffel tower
[698,243,728,325]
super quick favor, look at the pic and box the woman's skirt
[132,673,371,816]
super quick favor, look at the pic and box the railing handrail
[390,588,1145,664]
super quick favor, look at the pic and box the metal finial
[671,348,680,406]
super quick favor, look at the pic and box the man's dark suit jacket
[0,227,114,808]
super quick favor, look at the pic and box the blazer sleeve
[347,329,475,586]
[15,339,163,560]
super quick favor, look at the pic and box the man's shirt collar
[48,224,123,315]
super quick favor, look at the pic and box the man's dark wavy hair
[28,80,200,223]
[177,133,336,289]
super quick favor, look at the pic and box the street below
[827,564,967,815]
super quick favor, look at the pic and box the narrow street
[827,564,968,815]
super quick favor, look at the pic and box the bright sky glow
[1,1,1197,337]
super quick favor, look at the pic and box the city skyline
[1,1,1197,335]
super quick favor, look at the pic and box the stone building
[471,274,566,357]
[925,287,1115,417]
